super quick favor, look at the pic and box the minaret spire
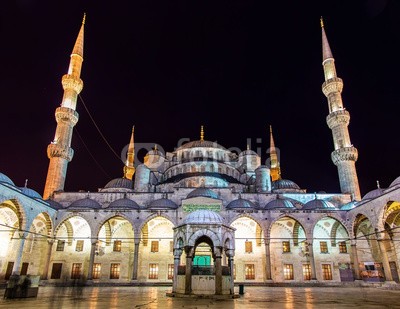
[269,125,281,181]
[43,15,85,199]
[200,125,204,141]
[321,20,361,200]
[123,126,135,180]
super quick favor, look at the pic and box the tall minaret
[123,126,135,180]
[321,18,361,200]
[43,15,85,199]
[269,125,281,181]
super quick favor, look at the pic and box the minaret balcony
[322,77,343,96]
[55,107,79,125]
[62,74,84,93]
[331,147,358,165]
[47,143,74,161]
[326,109,350,129]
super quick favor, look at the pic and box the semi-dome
[45,199,63,210]
[184,209,223,224]
[0,173,15,186]
[177,140,226,151]
[362,188,385,200]
[108,198,140,209]
[303,199,336,210]
[68,198,102,210]
[389,176,400,188]
[264,198,296,210]
[19,187,42,199]
[103,178,133,190]
[148,198,178,209]
[272,179,301,191]
[226,198,257,209]
[187,188,219,199]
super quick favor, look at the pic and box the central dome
[184,209,223,224]
[176,140,226,151]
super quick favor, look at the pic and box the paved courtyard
[1,286,400,309]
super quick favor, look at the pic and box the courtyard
[1,286,400,309]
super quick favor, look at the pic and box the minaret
[200,125,204,141]
[269,125,281,181]
[123,126,135,180]
[321,18,361,200]
[43,15,85,199]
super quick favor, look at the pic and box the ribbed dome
[226,198,257,209]
[108,198,140,209]
[264,198,295,210]
[239,150,258,156]
[272,179,300,191]
[362,188,385,200]
[45,199,63,210]
[389,176,400,188]
[184,210,223,224]
[0,173,14,185]
[19,187,42,199]
[303,199,336,210]
[148,198,178,209]
[177,140,226,151]
[104,178,133,190]
[187,188,219,199]
[68,198,102,210]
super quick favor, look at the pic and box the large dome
[19,187,42,199]
[187,188,219,199]
[184,209,223,224]
[226,198,257,209]
[0,173,15,186]
[148,198,178,209]
[68,198,102,210]
[362,188,385,200]
[108,198,140,209]
[177,140,226,151]
[272,179,301,191]
[103,178,133,190]
[303,199,336,210]
[389,176,400,188]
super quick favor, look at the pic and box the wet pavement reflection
[1,286,400,308]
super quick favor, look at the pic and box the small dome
[146,149,165,157]
[184,209,223,224]
[239,149,258,157]
[226,198,257,209]
[148,198,178,209]
[68,198,102,210]
[362,188,385,200]
[176,140,226,151]
[104,178,133,190]
[389,176,400,188]
[340,201,358,210]
[19,187,42,199]
[272,179,301,191]
[303,199,336,210]
[45,199,63,210]
[264,198,295,210]
[187,188,219,199]
[0,173,15,186]
[108,198,140,209]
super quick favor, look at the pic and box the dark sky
[1,0,400,197]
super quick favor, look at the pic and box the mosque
[1,16,400,294]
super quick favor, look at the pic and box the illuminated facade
[1,18,400,291]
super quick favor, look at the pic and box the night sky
[1,0,399,197]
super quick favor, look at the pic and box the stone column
[307,240,317,280]
[173,248,183,293]
[350,240,361,280]
[12,232,26,275]
[42,240,54,279]
[87,239,97,280]
[132,238,140,280]
[184,246,193,295]
[377,233,394,282]
[265,239,272,280]
[214,247,222,295]
[226,249,235,295]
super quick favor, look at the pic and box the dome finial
[200,125,204,141]
[24,179,28,188]
[247,144,250,151]
[376,180,380,189]
[154,144,158,151]
[320,16,324,28]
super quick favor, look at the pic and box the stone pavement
[1,286,400,308]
